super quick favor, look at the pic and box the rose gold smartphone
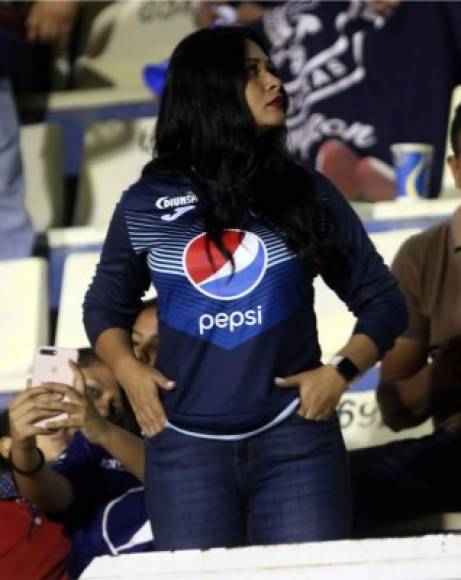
[32,346,78,426]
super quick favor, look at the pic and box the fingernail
[166,381,176,388]
[274,377,285,384]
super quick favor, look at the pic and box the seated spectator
[350,106,461,535]
[8,348,151,579]
[0,0,80,259]
[0,408,70,580]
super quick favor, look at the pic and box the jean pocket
[146,425,170,443]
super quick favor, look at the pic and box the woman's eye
[246,64,260,77]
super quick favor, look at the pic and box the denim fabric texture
[145,412,350,550]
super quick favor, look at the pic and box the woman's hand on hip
[275,365,348,420]
[115,358,176,436]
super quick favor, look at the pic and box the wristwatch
[328,355,360,383]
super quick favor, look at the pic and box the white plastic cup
[391,143,434,200]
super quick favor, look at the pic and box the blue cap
[143,60,169,96]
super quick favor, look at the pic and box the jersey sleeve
[314,172,408,357]
[83,192,151,347]
[50,433,102,519]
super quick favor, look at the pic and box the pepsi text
[199,305,263,335]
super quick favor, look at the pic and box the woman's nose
[264,70,281,91]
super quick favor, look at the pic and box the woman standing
[84,27,407,550]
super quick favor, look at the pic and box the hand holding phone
[32,346,78,426]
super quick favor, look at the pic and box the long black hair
[142,26,334,268]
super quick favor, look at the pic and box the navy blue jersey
[254,2,461,197]
[52,432,153,578]
[84,169,406,435]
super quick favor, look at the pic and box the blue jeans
[145,413,350,550]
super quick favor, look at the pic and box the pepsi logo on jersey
[183,230,267,336]
[183,230,267,300]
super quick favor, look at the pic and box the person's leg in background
[0,80,34,260]
[350,429,461,537]
[246,413,351,544]
[144,428,246,550]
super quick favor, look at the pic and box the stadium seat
[55,251,157,347]
[369,228,422,265]
[73,1,196,88]
[47,225,106,310]
[339,389,432,450]
[54,251,101,348]
[72,117,156,228]
[20,123,65,232]
[0,257,49,392]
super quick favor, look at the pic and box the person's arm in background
[25,0,79,48]
[83,193,175,437]
[8,384,75,514]
[377,337,432,430]
[194,1,268,28]
[376,234,432,430]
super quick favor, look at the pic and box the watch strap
[328,355,360,383]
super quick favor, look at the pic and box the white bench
[0,257,49,392]
[73,117,156,228]
[20,123,65,232]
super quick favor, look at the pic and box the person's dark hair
[450,104,461,157]
[113,389,140,435]
[142,26,335,268]
[0,409,10,473]
[0,409,9,438]
[77,347,100,368]
[430,334,461,423]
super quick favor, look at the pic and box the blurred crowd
[2,0,461,260]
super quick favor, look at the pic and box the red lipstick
[266,96,285,109]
